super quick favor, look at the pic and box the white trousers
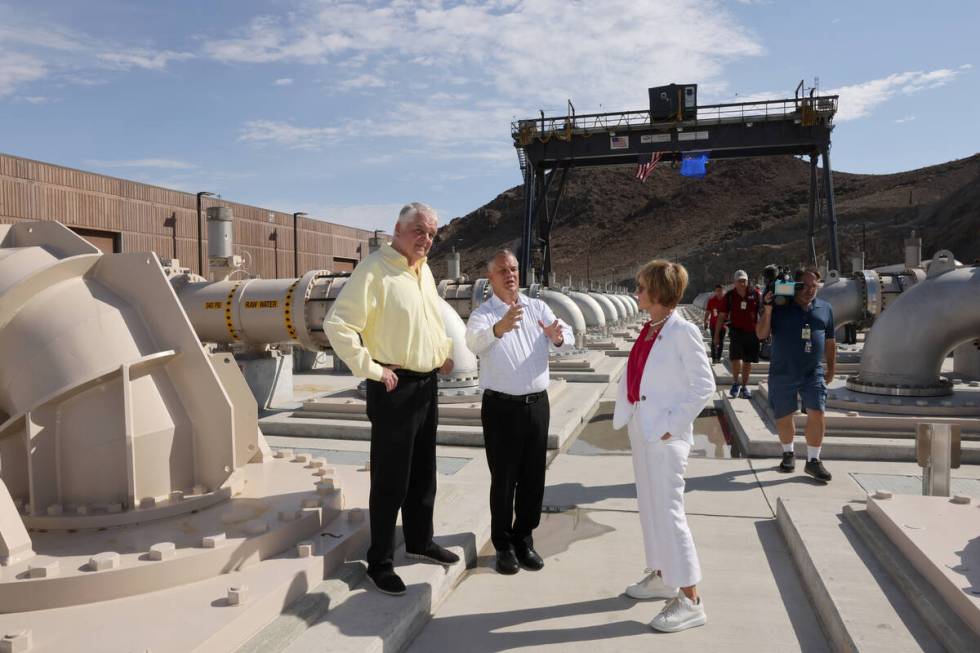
[628,419,702,589]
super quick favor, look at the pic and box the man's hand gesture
[539,319,564,346]
[439,358,454,375]
[493,303,523,337]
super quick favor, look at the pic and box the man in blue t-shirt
[756,269,836,483]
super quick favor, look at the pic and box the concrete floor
[406,449,980,652]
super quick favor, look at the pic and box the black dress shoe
[406,542,460,566]
[514,544,544,571]
[495,548,519,575]
[804,459,832,483]
[366,567,406,596]
[778,451,795,473]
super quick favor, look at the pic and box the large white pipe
[589,292,619,326]
[605,294,629,322]
[538,288,587,349]
[850,256,979,395]
[436,298,478,380]
[565,291,606,331]
[617,294,637,319]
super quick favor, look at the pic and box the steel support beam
[808,154,818,266]
[821,146,840,272]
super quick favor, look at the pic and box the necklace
[645,311,671,340]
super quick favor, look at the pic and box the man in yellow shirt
[325,202,457,596]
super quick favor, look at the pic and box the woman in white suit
[613,259,715,633]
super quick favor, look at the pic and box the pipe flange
[845,375,954,397]
[856,269,881,322]
[472,278,492,311]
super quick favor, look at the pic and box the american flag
[635,151,663,182]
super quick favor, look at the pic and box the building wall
[0,152,379,278]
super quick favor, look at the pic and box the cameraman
[756,269,836,482]
[714,270,761,399]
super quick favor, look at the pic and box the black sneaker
[366,567,406,596]
[514,544,545,571]
[804,459,832,483]
[778,451,795,473]
[405,542,460,566]
[495,548,519,575]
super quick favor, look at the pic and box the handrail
[512,95,839,138]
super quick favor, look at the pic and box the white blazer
[613,312,716,444]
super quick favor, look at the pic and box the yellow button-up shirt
[324,243,452,381]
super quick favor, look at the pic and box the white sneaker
[625,570,678,600]
[650,595,707,633]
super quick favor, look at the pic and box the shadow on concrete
[754,519,833,653]
[406,595,647,653]
[955,535,980,598]
[544,482,636,507]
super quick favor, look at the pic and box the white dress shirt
[465,292,576,395]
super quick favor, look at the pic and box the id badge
[804,341,813,354]
[740,301,747,310]
[801,327,811,340]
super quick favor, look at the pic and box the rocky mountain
[430,153,980,300]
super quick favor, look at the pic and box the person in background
[714,270,762,399]
[613,259,715,633]
[703,284,726,364]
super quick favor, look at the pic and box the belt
[374,361,437,379]
[484,388,546,404]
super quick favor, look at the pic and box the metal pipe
[605,294,630,323]
[817,271,866,328]
[537,288,587,348]
[848,257,979,396]
[565,290,606,331]
[196,191,215,275]
[293,212,307,277]
[173,271,346,351]
[589,292,619,326]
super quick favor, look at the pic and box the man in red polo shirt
[714,270,761,399]
[703,285,726,364]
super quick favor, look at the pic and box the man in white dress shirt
[465,249,574,574]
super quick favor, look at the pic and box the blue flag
[680,152,709,178]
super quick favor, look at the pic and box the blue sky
[0,0,976,233]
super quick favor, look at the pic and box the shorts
[729,328,760,363]
[768,372,827,419]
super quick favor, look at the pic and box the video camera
[762,264,797,306]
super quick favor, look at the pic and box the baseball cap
[734,270,748,281]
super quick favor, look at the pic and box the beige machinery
[0,221,363,650]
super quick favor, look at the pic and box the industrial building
[0,152,377,278]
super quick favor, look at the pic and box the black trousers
[365,371,438,571]
[710,325,726,361]
[481,392,550,551]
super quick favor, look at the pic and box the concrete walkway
[407,451,980,652]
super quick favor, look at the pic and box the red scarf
[627,321,662,404]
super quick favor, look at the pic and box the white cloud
[17,95,49,104]
[0,51,47,96]
[96,49,194,71]
[273,77,294,85]
[208,1,762,111]
[339,74,386,90]
[894,116,916,124]
[238,120,342,149]
[828,68,966,121]
[84,158,197,169]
